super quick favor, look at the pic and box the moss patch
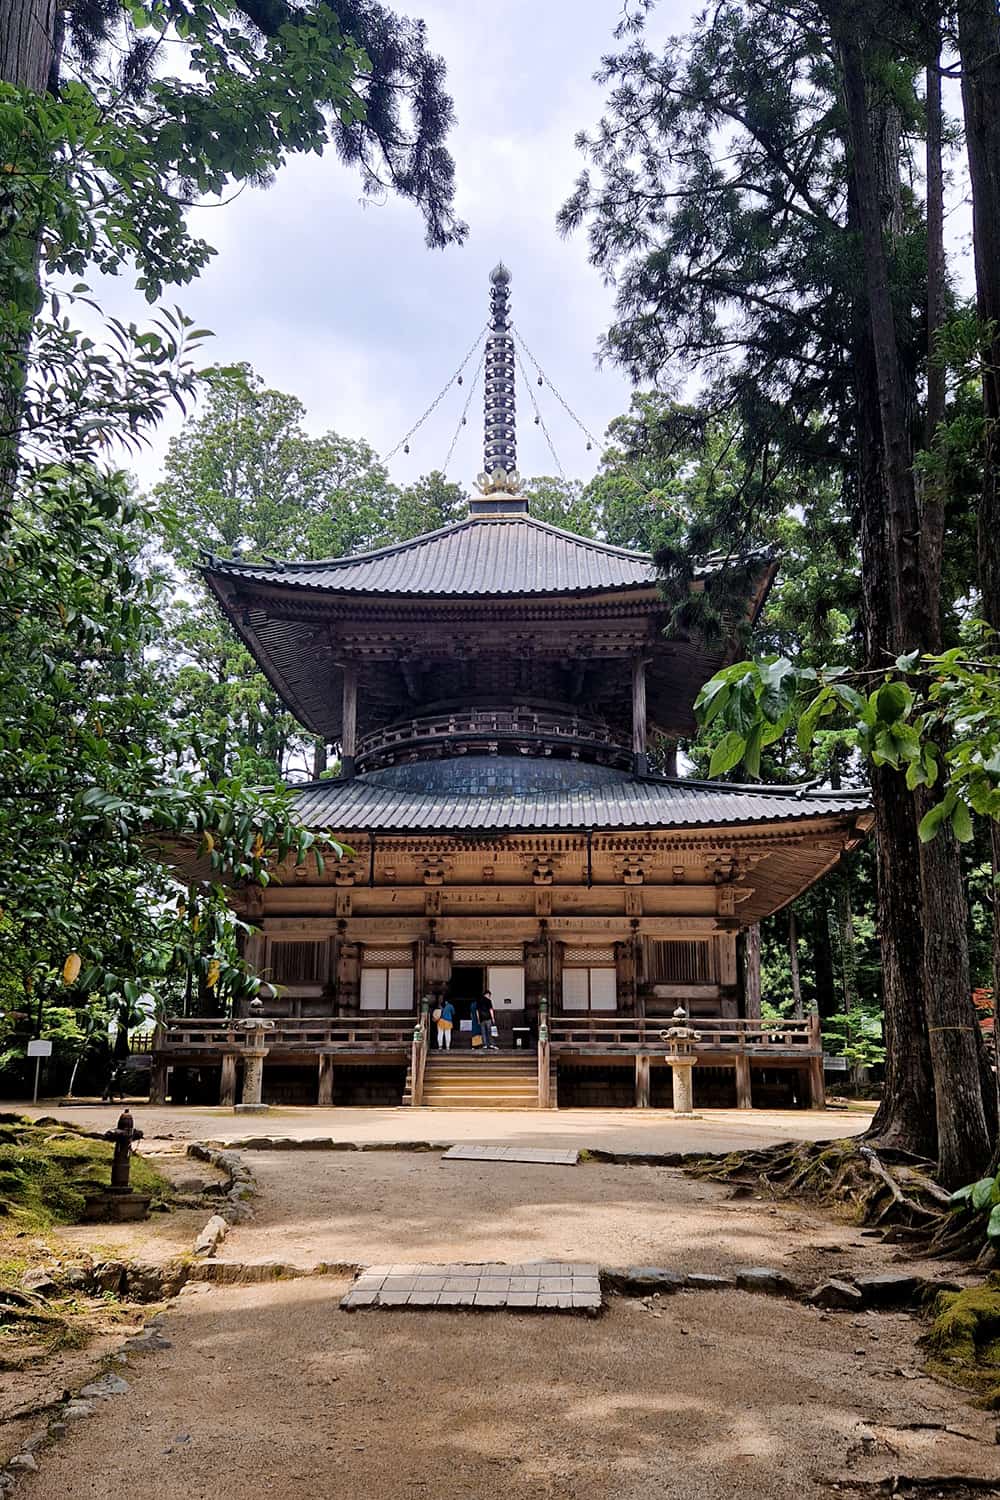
[0,1115,170,1234]
[921,1272,1000,1409]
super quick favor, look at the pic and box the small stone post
[108,1108,142,1191]
[84,1109,151,1222]
[235,998,275,1114]
[661,1006,700,1118]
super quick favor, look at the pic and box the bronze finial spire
[478,263,522,496]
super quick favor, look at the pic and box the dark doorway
[447,965,485,1046]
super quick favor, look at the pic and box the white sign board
[27,1039,53,1058]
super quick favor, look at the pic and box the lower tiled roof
[292,763,869,835]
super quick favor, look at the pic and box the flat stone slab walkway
[340,1262,602,1312]
[441,1144,579,1166]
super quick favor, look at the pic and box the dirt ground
[7,1118,999,1500]
[19,1100,874,1154]
[229,1150,959,1286]
[13,1277,1000,1500]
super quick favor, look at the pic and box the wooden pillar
[318,1053,335,1106]
[219,1053,237,1107]
[631,654,648,776]
[341,662,358,778]
[635,1053,651,1108]
[149,1059,168,1106]
[734,1053,752,1110]
[807,1013,825,1109]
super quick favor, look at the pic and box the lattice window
[268,940,324,984]
[563,947,616,965]
[562,967,617,1012]
[360,967,415,1011]
[644,940,715,984]
[363,948,414,966]
[452,947,523,963]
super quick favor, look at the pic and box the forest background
[3,0,1000,1189]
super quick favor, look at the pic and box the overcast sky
[106,1,696,490]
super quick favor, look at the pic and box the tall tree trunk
[788,907,803,1020]
[741,923,762,1019]
[832,872,857,1016]
[0,0,62,498]
[0,0,59,91]
[920,31,946,596]
[957,0,1000,1155]
[835,14,990,1182]
[813,902,838,1019]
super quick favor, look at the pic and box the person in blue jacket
[435,998,456,1050]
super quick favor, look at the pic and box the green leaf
[917,795,954,843]
[970,1175,997,1211]
[831,683,866,717]
[709,731,748,777]
[951,800,974,843]
[987,1203,1000,1240]
[875,681,909,723]
[949,1181,976,1210]
[743,723,763,778]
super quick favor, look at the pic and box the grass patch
[0,1114,170,1234]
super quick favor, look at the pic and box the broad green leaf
[875,681,909,723]
[970,1175,997,1211]
[917,794,955,843]
[709,731,748,777]
[951,800,974,843]
[987,1204,1000,1240]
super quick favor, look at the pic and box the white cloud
[91,0,700,492]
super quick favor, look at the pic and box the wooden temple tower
[153,266,871,1111]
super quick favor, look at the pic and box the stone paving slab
[442,1144,580,1166]
[340,1262,601,1314]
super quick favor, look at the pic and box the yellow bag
[438,1017,453,1031]
[471,1032,484,1048]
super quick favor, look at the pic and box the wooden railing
[551,1015,821,1055]
[356,704,629,769]
[155,1015,414,1055]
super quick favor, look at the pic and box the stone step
[415,1099,540,1110]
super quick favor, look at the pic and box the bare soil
[13,1277,1000,1500]
[227,1150,965,1287]
[6,1121,998,1500]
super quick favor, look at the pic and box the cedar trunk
[835,17,990,1182]
[958,0,1000,1150]
[740,923,762,1019]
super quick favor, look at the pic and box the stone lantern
[235,995,276,1114]
[660,1006,699,1117]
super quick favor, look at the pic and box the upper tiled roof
[291,761,870,835]
[204,515,661,598]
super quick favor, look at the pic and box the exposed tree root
[685,1138,995,1264]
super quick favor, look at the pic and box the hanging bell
[461,416,467,425]
[586,441,592,451]
[537,375,543,386]
[404,443,410,454]
[457,375,463,386]
[534,415,540,425]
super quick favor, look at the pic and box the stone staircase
[405,1050,544,1109]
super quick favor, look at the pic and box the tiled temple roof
[291,759,870,835]
[204,515,744,599]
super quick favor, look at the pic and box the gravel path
[14,1277,998,1500]
[19,1101,873,1154]
[228,1150,934,1285]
